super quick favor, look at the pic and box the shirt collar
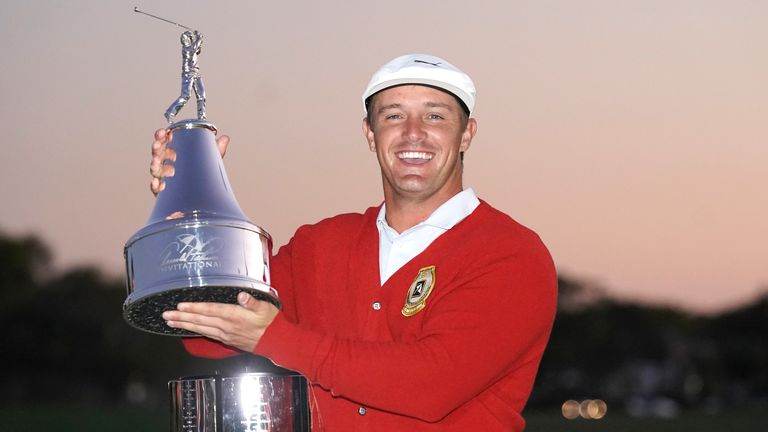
[376,188,480,233]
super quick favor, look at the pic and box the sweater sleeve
[253,236,557,422]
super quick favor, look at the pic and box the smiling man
[156,54,557,431]
[363,82,475,232]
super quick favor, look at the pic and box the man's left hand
[162,292,279,352]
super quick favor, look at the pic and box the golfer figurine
[165,30,206,122]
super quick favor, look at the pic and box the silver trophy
[124,12,280,336]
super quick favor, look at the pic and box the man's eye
[385,114,402,120]
[427,114,444,120]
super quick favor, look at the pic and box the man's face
[363,85,477,207]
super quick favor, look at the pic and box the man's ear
[459,118,478,152]
[363,117,376,152]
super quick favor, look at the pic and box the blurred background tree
[0,230,265,410]
[531,275,767,418]
[0,230,765,429]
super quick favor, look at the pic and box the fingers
[163,301,252,332]
[164,308,228,329]
[152,128,173,160]
[166,319,227,341]
[238,291,255,308]
[150,128,176,195]
[177,300,240,316]
[149,130,228,195]
[150,177,166,194]
[150,159,175,180]
[154,127,170,143]
[162,303,239,337]
[216,134,230,158]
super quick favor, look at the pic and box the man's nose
[403,117,426,142]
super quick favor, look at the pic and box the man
[154,54,557,430]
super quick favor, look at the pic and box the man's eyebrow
[376,103,402,113]
[424,101,454,109]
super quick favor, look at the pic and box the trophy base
[123,286,281,336]
[170,372,310,432]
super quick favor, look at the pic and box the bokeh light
[561,400,581,419]
[562,399,608,420]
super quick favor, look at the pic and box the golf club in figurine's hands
[124,9,279,336]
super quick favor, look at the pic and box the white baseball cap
[362,53,476,114]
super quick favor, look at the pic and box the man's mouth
[397,151,433,161]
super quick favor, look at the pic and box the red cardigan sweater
[184,201,557,431]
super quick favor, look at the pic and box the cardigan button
[372,301,381,311]
[358,406,367,416]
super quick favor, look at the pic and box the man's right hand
[149,128,230,195]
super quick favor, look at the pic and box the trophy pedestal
[170,371,310,432]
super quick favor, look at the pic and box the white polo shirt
[376,188,480,285]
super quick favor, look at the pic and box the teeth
[398,151,433,160]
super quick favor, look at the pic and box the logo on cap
[414,59,442,67]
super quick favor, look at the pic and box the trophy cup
[125,13,310,431]
[123,24,279,336]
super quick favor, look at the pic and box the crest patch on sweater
[402,266,436,317]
